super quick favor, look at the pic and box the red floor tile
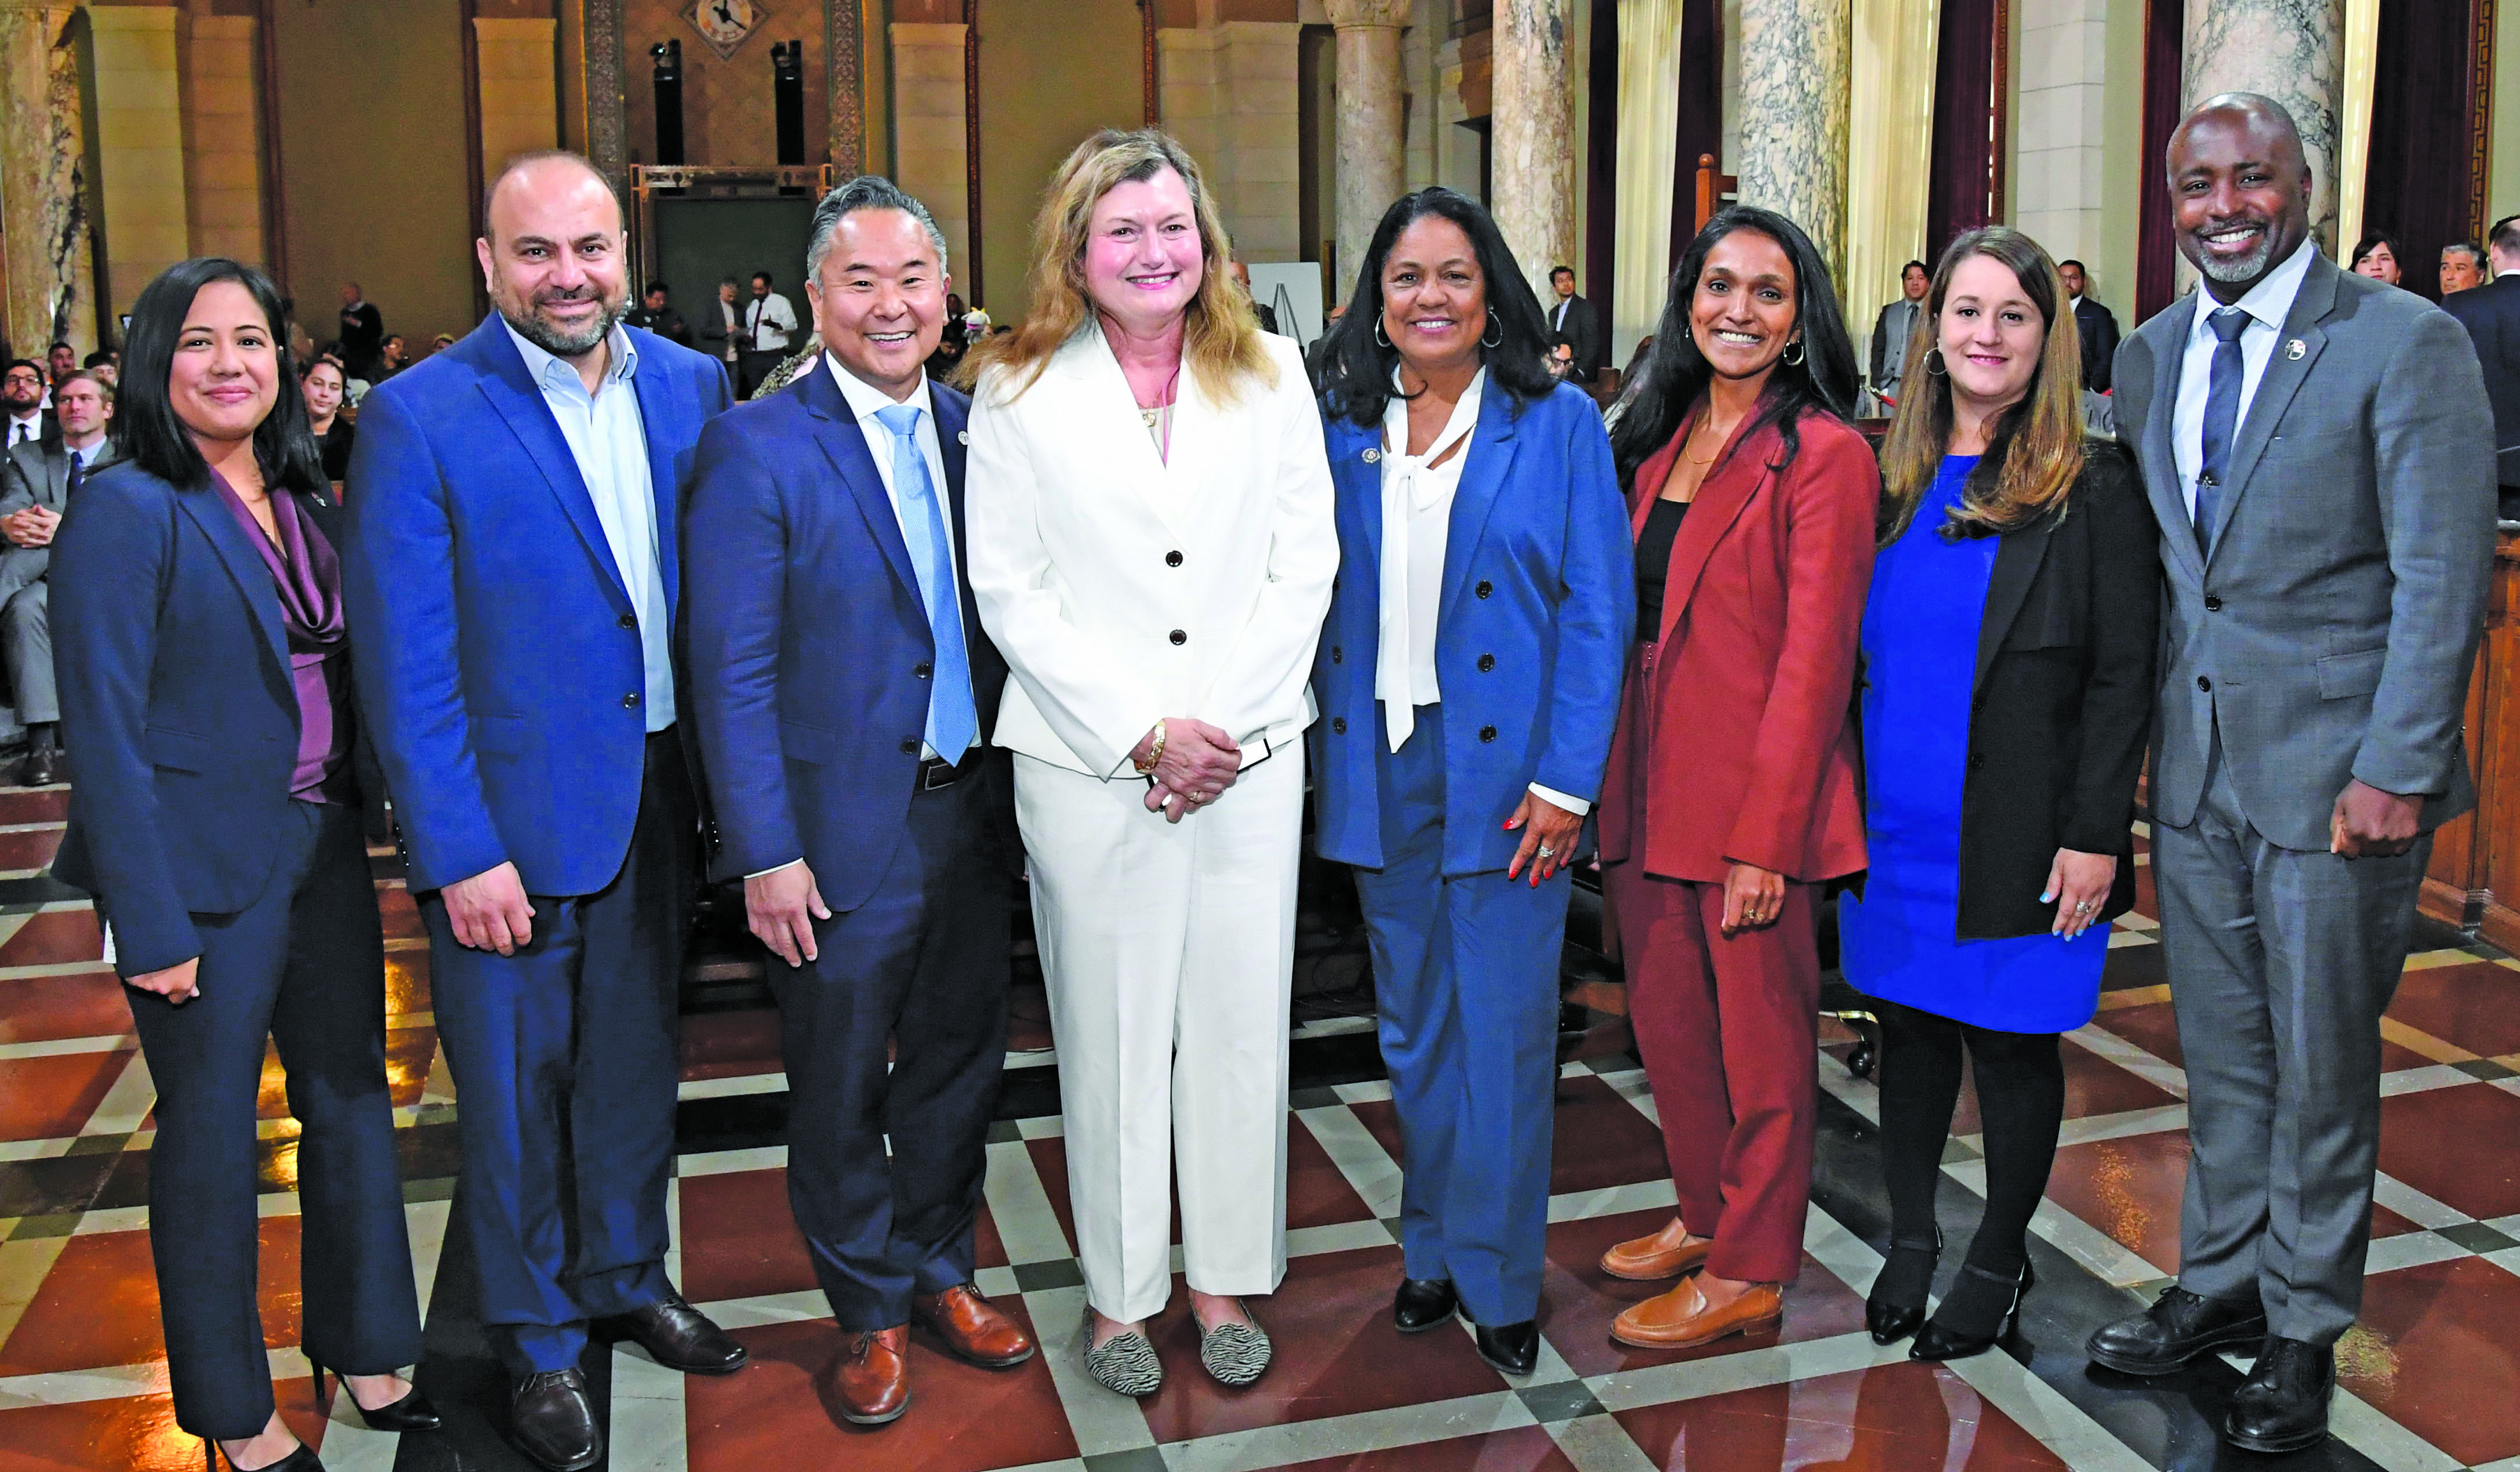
[1353,1074,1669,1201]
[679,1007,786,1082]
[1005,982,1053,1054]
[1270,1426,1579,1471]
[0,1220,304,1376]
[0,1387,328,1472]
[1614,1360,2072,1470]
[2043,1130,2189,1272]
[2132,861,2158,921]
[1948,1036,2180,1136]
[2344,1254,2520,1467]
[684,1309,1075,1472]
[0,908,102,967]
[2377,1081,2520,1221]
[2385,960,2520,1059]
[1540,1208,1867,1377]
[680,1166,1014,1307]
[0,787,71,825]
[1288,1115,1375,1230]
[1025,1134,1178,1260]
[0,1047,135,1142]
[0,970,132,1045]
[1138,1245,1508,1444]
[2094,999,2431,1075]
[0,825,63,872]
[373,886,424,941]
[246,1028,435,1122]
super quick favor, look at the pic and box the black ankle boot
[1911,1257,2035,1361]
[1865,1230,1940,1344]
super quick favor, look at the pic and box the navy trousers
[423,728,693,1375]
[775,753,1014,1330]
[1347,705,1570,1325]
[126,799,422,1440]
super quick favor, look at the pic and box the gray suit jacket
[0,436,120,608]
[2114,253,2496,851]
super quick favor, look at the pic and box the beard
[496,281,628,358]
[2189,219,2279,285]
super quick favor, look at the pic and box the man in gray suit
[2086,95,2496,1454]
[0,369,118,786]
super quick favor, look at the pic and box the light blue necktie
[873,404,975,764]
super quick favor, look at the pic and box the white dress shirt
[1374,369,1589,816]
[717,300,740,362]
[2171,238,2318,519]
[827,353,971,748]
[747,292,798,354]
[502,318,674,731]
[5,412,39,448]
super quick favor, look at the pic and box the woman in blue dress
[1840,227,2158,1361]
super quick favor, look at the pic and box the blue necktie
[873,404,976,764]
[2194,307,2251,556]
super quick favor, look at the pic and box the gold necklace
[1683,416,1733,467]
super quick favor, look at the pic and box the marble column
[1491,0,1575,299]
[2185,0,2344,253]
[1326,0,1407,300]
[88,5,190,327]
[891,24,972,284]
[1734,0,1852,285]
[476,19,560,186]
[0,0,95,357]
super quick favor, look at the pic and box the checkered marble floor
[3,789,2519,1471]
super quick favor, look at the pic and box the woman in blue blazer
[52,259,435,1472]
[1307,188,1635,1376]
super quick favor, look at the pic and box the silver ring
[1536,845,1555,859]
[2075,901,2094,914]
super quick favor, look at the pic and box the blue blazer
[681,364,1008,904]
[342,316,731,895]
[1308,380,1635,875]
[52,466,361,975]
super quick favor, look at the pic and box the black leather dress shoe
[2085,1285,2266,1376]
[1466,1317,1539,1377]
[594,1292,749,1374]
[510,1369,601,1472]
[2224,1336,2333,1453]
[1393,1278,1458,1335]
[16,746,55,788]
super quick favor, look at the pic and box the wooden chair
[1694,153,1738,232]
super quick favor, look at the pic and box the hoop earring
[1482,308,1505,349]
[1925,347,1948,376]
[1780,338,1804,368]
[1374,316,1392,348]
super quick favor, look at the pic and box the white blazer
[966,326,1339,779]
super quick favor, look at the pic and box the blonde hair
[958,128,1273,404]
[1876,226,2087,545]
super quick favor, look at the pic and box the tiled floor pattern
[2,789,2518,1470]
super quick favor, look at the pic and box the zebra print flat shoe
[1082,1311,1163,1398]
[1197,1305,1272,1387]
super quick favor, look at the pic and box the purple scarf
[211,471,348,799]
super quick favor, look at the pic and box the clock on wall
[685,0,767,61]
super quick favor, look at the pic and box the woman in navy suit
[1307,188,1635,1377]
[52,259,435,1471]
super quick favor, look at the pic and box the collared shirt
[61,438,103,478]
[5,412,38,447]
[1551,297,1575,332]
[747,292,798,353]
[717,300,740,361]
[1878,299,1922,390]
[826,354,968,752]
[2172,237,2319,518]
[502,318,674,731]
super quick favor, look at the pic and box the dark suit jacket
[681,364,1011,904]
[338,302,384,374]
[627,304,692,349]
[2073,297,2122,393]
[1919,444,2158,938]
[1548,294,1603,378]
[343,316,733,895]
[0,436,121,608]
[51,466,377,974]
[2441,274,2520,487]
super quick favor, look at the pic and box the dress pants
[776,755,1012,1330]
[4,579,53,725]
[423,727,694,1375]
[2151,742,2428,1345]
[1348,704,1568,1326]
[1014,746,1303,1325]
[125,799,422,1439]
[1606,862,1820,1285]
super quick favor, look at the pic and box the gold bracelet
[1133,719,1167,775]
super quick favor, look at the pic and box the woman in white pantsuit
[961,129,1338,1398]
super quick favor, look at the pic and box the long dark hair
[1311,187,1559,427]
[1605,207,1859,488]
[119,258,327,498]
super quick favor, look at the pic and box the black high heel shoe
[1910,1257,2036,1362]
[1864,1229,1941,1346]
[206,1437,324,1472]
[310,1361,443,1433]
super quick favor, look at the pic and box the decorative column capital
[1323,0,1410,31]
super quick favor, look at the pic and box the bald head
[2166,93,2313,301]
[482,151,621,250]
[476,150,630,363]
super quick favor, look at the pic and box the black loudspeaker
[651,40,685,165]
[771,39,804,167]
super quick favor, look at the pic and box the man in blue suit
[343,150,743,1472]
[682,176,1027,1430]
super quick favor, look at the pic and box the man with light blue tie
[682,176,1027,1431]
[2089,96,2495,1455]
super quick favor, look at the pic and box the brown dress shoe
[1610,1278,1783,1350]
[830,1326,910,1425]
[1600,1217,1711,1281]
[912,1284,1036,1368]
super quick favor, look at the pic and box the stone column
[1492,0,1575,300]
[2186,0,2344,252]
[890,24,972,284]
[180,13,265,269]
[476,19,560,184]
[89,5,190,328]
[1734,0,1852,283]
[0,0,94,357]
[1326,0,1407,300]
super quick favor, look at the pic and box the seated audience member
[45,342,77,400]
[3,360,47,448]
[429,332,456,354]
[374,336,410,380]
[82,350,118,389]
[0,369,121,785]
[1548,341,1577,379]
[2350,233,2403,286]
[2441,212,2520,519]
[303,358,357,483]
[2443,241,2488,296]
[626,281,692,347]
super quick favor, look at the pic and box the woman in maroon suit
[1594,208,1876,1350]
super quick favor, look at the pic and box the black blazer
[2074,298,2122,394]
[1943,441,2159,938]
[2441,274,2520,487]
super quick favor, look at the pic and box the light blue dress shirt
[503,318,674,731]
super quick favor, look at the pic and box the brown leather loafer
[912,1284,1036,1368]
[1599,1217,1712,1281]
[1610,1279,1782,1350]
[831,1325,910,1426]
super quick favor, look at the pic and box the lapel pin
[1363,448,1382,463]
[2286,339,2305,360]
[957,430,969,445]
